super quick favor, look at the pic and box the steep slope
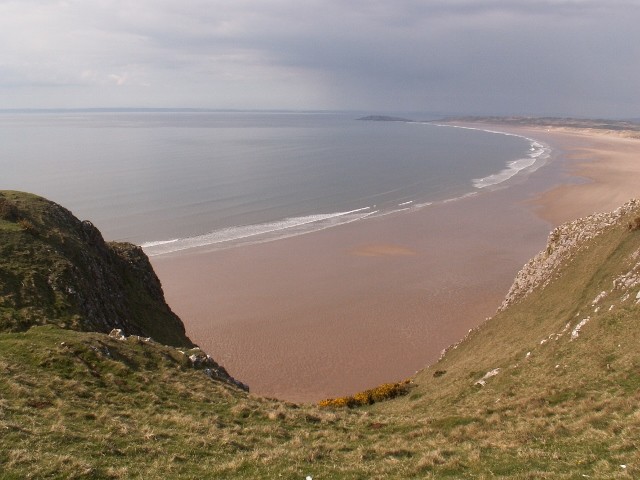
[373,199,640,476]
[0,191,192,347]
[1,193,640,478]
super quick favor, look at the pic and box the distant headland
[356,115,414,122]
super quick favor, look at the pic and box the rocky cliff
[0,191,193,348]
[499,199,639,311]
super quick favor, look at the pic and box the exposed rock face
[184,346,249,391]
[499,199,639,311]
[0,191,193,348]
[108,328,249,391]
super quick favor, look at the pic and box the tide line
[142,207,374,256]
[428,122,551,190]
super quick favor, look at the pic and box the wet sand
[533,132,640,223]
[151,126,640,403]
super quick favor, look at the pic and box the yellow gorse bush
[318,380,410,408]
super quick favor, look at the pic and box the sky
[0,0,638,117]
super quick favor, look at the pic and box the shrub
[17,218,38,235]
[318,380,411,408]
[0,197,19,221]
[628,217,640,231]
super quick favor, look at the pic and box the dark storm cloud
[0,0,638,116]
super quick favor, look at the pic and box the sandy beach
[151,125,640,403]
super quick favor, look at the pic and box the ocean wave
[472,140,549,188]
[141,238,180,248]
[429,123,550,190]
[142,207,374,256]
[143,124,551,256]
[472,158,536,189]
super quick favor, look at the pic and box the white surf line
[426,121,551,189]
[143,207,377,256]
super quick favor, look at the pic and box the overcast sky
[0,0,638,117]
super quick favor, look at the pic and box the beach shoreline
[151,124,640,403]
[468,123,640,223]
[141,121,548,258]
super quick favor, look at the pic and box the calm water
[0,112,547,254]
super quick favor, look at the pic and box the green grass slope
[374,200,640,477]
[1,194,640,478]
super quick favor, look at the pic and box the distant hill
[2,191,640,478]
[357,115,414,122]
[441,116,640,137]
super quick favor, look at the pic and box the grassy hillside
[374,201,640,477]
[1,194,640,478]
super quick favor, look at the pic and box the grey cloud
[0,0,638,115]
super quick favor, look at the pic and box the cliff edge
[0,191,193,348]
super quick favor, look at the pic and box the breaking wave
[142,207,376,256]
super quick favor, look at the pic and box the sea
[0,111,549,255]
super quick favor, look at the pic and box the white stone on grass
[571,317,591,340]
[475,368,501,386]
